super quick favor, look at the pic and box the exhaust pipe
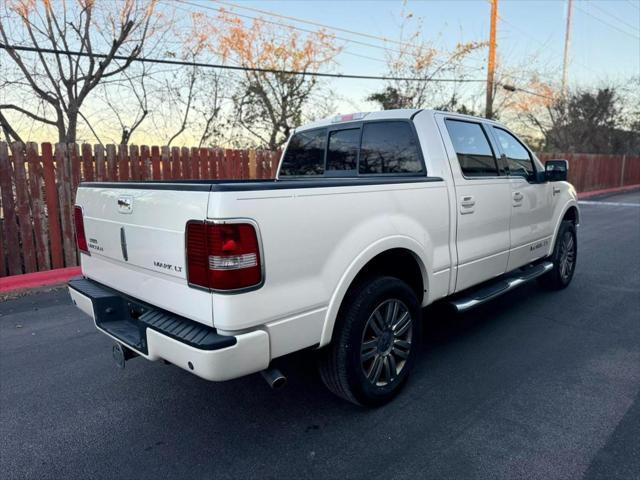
[112,342,138,369]
[260,367,287,389]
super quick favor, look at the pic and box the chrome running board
[449,261,554,312]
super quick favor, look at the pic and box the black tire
[318,276,422,407]
[538,220,577,290]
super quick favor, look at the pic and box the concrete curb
[0,266,81,293]
[578,184,640,199]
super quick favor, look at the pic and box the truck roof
[296,109,495,132]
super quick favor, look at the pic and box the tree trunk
[65,109,78,144]
[268,128,279,151]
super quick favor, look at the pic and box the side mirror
[545,159,568,182]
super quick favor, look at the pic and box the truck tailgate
[76,184,214,326]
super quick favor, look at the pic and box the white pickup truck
[69,109,579,406]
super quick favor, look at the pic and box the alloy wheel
[360,299,413,387]
[559,231,576,281]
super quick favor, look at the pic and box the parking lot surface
[1,191,639,480]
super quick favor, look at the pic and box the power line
[574,3,640,39]
[0,43,489,83]
[172,0,488,76]
[586,1,640,34]
[495,11,600,78]
[493,15,561,80]
[1,43,554,102]
[174,0,407,57]
[212,0,418,51]
[170,0,389,65]
[626,0,640,12]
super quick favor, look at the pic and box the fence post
[151,146,161,180]
[42,143,64,269]
[181,147,191,179]
[69,144,81,201]
[198,148,209,179]
[620,154,627,187]
[151,146,162,180]
[255,150,263,179]
[140,145,150,181]
[211,149,220,179]
[82,143,94,182]
[161,146,170,180]
[190,147,200,180]
[235,149,241,178]
[106,144,117,180]
[171,147,181,179]
[56,143,76,267]
[118,144,129,181]
[220,149,230,178]
[94,144,105,181]
[0,142,22,275]
[27,142,50,271]
[240,150,249,179]
[12,142,37,273]
[130,144,140,181]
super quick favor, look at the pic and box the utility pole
[485,0,498,119]
[561,0,573,98]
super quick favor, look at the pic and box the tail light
[74,205,90,255]
[186,221,262,291]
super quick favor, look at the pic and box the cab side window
[327,128,359,172]
[279,128,326,176]
[359,121,423,174]
[445,119,499,177]
[493,128,535,180]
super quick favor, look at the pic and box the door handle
[553,187,561,195]
[460,195,475,214]
[461,196,475,207]
[513,192,523,201]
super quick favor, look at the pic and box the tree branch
[77,109,103,146]
[0,104,58,126]
[0,111,24,143]
[0,24,59,106]
[167,65,197,147]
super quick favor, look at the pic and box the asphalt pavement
[1,190,639,480]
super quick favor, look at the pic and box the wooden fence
[0,142,278,277]
[1,142,639,277]
[538,153,640,194]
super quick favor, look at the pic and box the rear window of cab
[279,121,424,177]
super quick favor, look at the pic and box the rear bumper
[68,277,269,381]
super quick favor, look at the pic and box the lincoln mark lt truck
[68,109,579,406]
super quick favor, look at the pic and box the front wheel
[318,276,421,407]
[538,220,577,290]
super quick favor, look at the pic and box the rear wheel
[538,220,577,290]
[318,276,421,406]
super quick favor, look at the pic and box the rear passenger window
[359,122,423,174]
[445,120,499,177]
[279,128,326,176]
[327,128,359,171]
[493,128,535,180]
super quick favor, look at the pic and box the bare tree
[101,63,152,145]
[200,10,340,149]
[166,62,197,147]
[366,10,485,110]
[0,0,159,144]
[161,39,206,148]
[193,70,232,148]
